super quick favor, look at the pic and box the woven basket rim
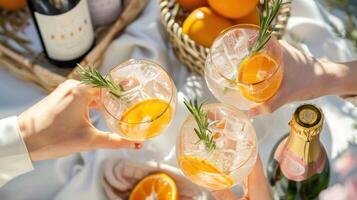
[159,0,210,53]
[159,0,292,52]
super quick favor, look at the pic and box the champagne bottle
[28,0,95,67]
[267,104,330,200]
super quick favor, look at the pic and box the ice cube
[223,31,239,55]
[209,109,228,143]
[223,31,240,66]
[215,108,228,121]
[118,76,142,91]
[225,138,238,150]
[210,149,237,174]
[143,80,170,100]
[236,140,254,150]
[233,31,249,60]
[246,29,259,47]
[230,142,255,170]
[140,64,160,80]
[223,117,247,140]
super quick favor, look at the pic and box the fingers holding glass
[99,59,177,141]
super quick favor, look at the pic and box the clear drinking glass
[101,59,177,141]
[176,103,257,190]
[205,24,283,110]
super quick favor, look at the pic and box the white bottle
[88,0,122,26]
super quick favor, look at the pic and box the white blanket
[0,0,356,199]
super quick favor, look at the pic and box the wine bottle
[267,104,330,200]
[28,0,95,67]
[88,0,122,26]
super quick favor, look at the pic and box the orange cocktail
[119,98,173,139]
[205,24,283,110]
[177,102,257,191]
[101,59,176,141]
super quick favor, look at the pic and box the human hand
[210,155,272,200]
[18,79,142,161]
[248,40,352,117]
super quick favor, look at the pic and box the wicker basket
[0,0,148,92]
[160,0,292,75]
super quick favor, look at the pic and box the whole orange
[208,0,259,19]
[0,0,27,10]
[232,8,260,26]
[182,7,233,48]
[178,0,208,11]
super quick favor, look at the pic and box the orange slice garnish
[120,99,172,140]
[237,52,282,102]
[179,156,234,190]
[129,173,178,200]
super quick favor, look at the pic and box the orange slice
[179,156,234,190]
[237,52,282,102]
[120,99,172,140]
[129,173,178,200]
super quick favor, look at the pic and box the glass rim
[208,24,283,87]
[101,59,176,125]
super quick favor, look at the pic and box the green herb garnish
[77,64,124,99]
[250,0,285,54]
[183,98,216,151]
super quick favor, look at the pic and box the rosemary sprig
[250,0,284,54]
[77,64,124,99]
[183,98,216,151]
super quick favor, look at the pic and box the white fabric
[0,117,33,188]
[101,158,208,200]
[0,0,356,199]
[284,0,357,62]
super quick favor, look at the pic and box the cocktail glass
[101,59,177,141]
[176,103,257,190]
[205,24,283,110]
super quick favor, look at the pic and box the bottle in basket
[28,0,95,67]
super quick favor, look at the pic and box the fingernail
[134,143,142,150]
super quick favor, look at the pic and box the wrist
[313,59,351,96]
[336,61,357,95]
[18,113,36,161]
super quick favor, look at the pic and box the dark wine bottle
[28,0,95,67]
[267,104,330,200]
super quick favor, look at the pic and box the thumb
[90,128,142,150]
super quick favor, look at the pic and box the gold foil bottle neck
[289,104,324,141]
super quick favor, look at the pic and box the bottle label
[88,0,122,26]
[34,0,94,61]
[274,138,327,181]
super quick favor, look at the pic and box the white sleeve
[0,116,33,187]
